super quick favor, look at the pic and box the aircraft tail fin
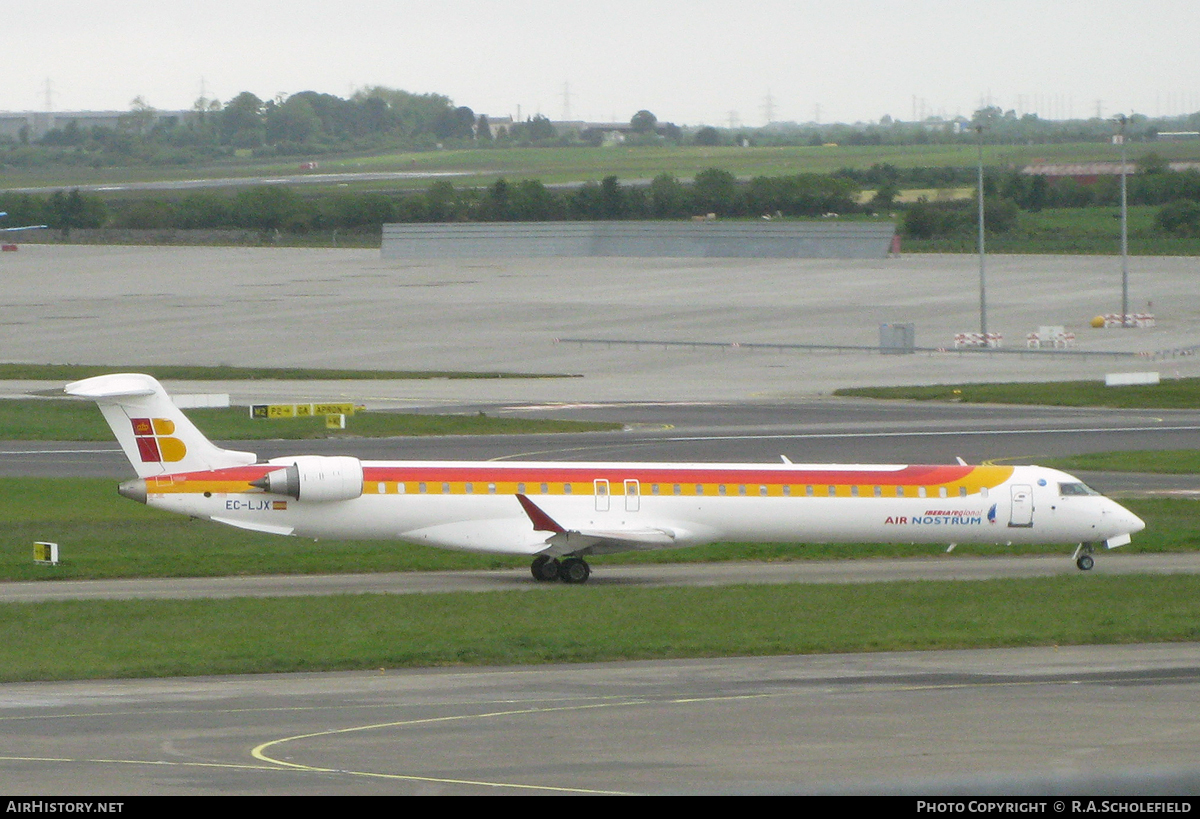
[65,373,256,477]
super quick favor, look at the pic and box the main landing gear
[530,555,591,584]
[1073,542,1096,571]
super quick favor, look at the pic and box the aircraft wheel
[1076,554,1095,571]
[531,555,560,581]
[559,557,591,584]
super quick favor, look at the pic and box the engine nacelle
[251,455,363,502]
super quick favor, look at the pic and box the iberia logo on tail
[130,417,187,463]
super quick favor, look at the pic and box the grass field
[902,205,1200,255]
[0,398,619,441]
[1043,451,1200,474]
[835,377,1200,409]
[2,364,607,439]
[2,575,1198,682]
[9,140,1195,192]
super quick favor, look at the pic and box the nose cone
[1111,500,1145,535]
[1127,510,1147,534]
[118,478,147,504]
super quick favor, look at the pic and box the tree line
[6,87,552,168]
[901,162,1200,239]
[0,171,862,233]
[3,164,1199,239]
[748,107,1200,149]
[5,82,1199,169]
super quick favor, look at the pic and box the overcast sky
[5,0,1198,126]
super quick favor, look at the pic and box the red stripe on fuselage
[358,464,976,487]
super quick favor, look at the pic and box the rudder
[65,373,256,477]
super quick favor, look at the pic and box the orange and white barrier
[1102,313,1155,328]
[1026,331,1076,349]
[954,333,1003,349]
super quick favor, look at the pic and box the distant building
[552,120,638,145]
[1020,160,1200,183]
[382,221,898,260]
[0,109,189,140]
[480,115,514,139]
[482,118,636,145]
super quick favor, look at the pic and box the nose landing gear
[1072,543,1096,571]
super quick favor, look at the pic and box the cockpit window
[1059,482,1100,496]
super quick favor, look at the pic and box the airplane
[66,372,1146,582]
[0,212,49,233]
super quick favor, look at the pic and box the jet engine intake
[251,455,363,502]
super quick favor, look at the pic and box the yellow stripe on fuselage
[142,464,1016,500]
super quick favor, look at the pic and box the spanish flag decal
[130,417,187,463]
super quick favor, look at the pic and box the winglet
[516,494,566,533]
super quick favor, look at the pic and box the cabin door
[594,479,610,512]
[1008,484,1034,527]
[624,479,640,512]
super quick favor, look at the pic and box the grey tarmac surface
[3,245,1200,404]
[4,245,1200,795]
[2,644,1199,795]
[3,553,1200,604]
[7,400,1200,481]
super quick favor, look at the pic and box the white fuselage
[136,459,1145,558]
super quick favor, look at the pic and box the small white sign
[1105,372,1160,387]
[34,541,59,565]
[175,394,231,408]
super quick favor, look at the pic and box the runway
[2,554,1200,603]
[4,169,470,195]
[7,398,1200,482]
[2,645,1199,795]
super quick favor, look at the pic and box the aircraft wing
[516,493,678,555]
